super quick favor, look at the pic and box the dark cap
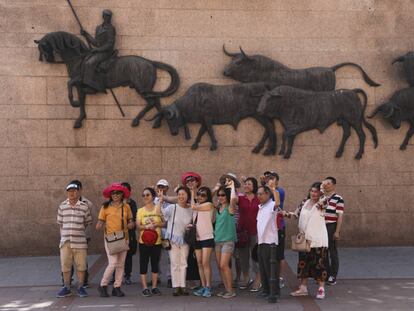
[264,171,279,180]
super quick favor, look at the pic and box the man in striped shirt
[322,176,344,286]
[57,182,92,298]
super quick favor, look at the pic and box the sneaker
[77,287,88,298]
[216,291,226,297]
[82,282,90,288]
[112,287,125,297]
[239,279,253,290]
[222,292,236,299]
[151,287,162,296]
[125,276,132,285]
[202,287,212,298]
[142,288,152,297]
[279,277,285,289]
[97,286,109,298]
[328,276,337,286]
[290,286,308,297]
[193,287,205,296]
[316,287,325,299]
[57,286,71,298]
[259,291,269,298]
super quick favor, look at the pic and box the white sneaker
[316,287,325,299]
[290,286,308,296]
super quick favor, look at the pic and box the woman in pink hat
[96,183,134,298]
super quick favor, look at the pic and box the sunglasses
[142,193,152,197]
[197,192,207,197]
[217,193,226,197]
[111,191,123,196]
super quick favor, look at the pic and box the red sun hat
[103,183,130,199]
[181,172,202,186]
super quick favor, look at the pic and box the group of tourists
[56,171,344,303]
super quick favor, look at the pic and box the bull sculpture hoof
[73,120,83,129]
[191,144,199,150]
[263,148,276,156]
[70,100,81,108]
[335,151,343,158]
[210,145,217,151]
[400,144,407,150]
[131,118,140,127]
[355,153,363,159]
[283,153,291,159]
[251,145,262,154]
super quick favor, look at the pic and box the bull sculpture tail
[143,61,180,98]
[332,62,381,87]
[353,88,379,148]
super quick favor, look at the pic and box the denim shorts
[215,241,235,254]
[194,238,215,250]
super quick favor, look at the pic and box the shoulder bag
[105,204,130,255]
[184,213,198,247]
[161,204,176,250]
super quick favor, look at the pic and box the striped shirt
[57,199,92,249]
[324,193,344,224]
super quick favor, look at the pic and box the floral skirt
[297,247,328,282]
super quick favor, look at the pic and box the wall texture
[1,0,414,256]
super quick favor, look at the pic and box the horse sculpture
[34,31,180,128]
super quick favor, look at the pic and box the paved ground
[0,247,414,311]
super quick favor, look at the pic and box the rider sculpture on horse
[80,9,116,93]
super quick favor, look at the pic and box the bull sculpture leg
[335,120,351,158]
[131,96,161,127]
[74,87,87,129]
[252,117,277,155]
[191,124,207,150]
[205,121,218,151]
[279,132,287,156]
[283,126,304,158]
[400,120,414,150]
[183,124,191,140]
[350,123,366,159]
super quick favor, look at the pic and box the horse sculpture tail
[353,88,378,148]
[143,61,180,98]
[332,62,381,87]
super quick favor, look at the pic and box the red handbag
[141,229,158,245]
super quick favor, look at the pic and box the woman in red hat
[136,187,165,297]
[96,183,134,298]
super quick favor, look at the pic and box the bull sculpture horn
[34,40,40,44]
[367,105,382,118]
[239,46,252,60]
[384,106,394,119]
[222,44,239,57]
[392,55,405,65]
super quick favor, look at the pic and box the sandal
[239,279,253,290]
[290,286,309,297]
[250,283,262,292]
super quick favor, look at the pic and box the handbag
[291,232,311,252]
[162,204,176,250]
[142,229,158,245]
[184,213,198,247]
[105,204,129,255]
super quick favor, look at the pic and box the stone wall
[1,0,414,256]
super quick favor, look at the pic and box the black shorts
[194,238,215,250]
[277,228,285,260]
